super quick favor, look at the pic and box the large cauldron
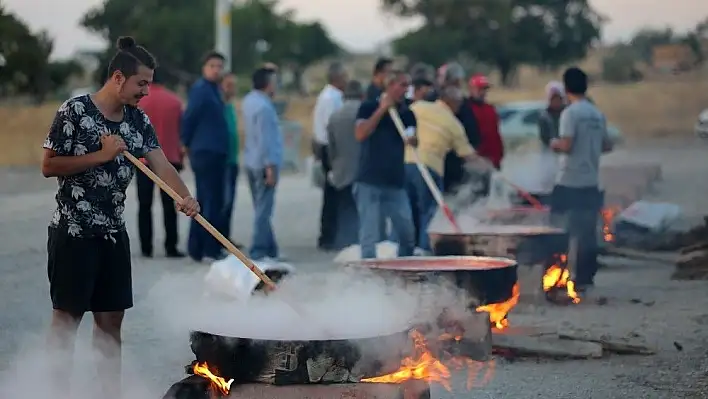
[344,256,517,308]
[187,327,411,386]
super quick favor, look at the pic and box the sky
[4,0,708,59]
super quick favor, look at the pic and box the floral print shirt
[43,94,160,237]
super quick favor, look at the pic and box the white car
[696,108,708,139]
[495,101,623,149]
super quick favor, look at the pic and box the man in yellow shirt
[405,86,480,252]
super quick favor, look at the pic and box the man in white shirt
[312,62,347,250]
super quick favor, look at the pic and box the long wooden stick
[388,108,461,233]
[123,151,276,290]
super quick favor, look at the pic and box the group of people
[138,53,284,263]
[312,58,505,256]
[314,59,612,297]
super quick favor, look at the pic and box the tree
[0,4,79,102]
[382,0,603,86]
[81,0,339,89]
[628,28,675,63]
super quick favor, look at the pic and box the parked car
[495,101,623,149]
[695,108,708,139]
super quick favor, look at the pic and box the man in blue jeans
[182,51,230,262]
[241,67,283,260]
[354,70,418,259]
[550,67,613,297]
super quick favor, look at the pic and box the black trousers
[48,227,132,313]
[136,162,182,255]
[313,143,338,248]
[550,185,602,287]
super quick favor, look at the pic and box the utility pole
[215,0,232,71]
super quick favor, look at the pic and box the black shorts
[47,227,133,313]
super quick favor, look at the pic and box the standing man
[312,62,347,251]
[327,80,365,250]
[41,37,199,398]
[242,67,283,261]
[181,51,230,262]
[438,64,482,194]
[366,57,393,101]
[221,73,241,245]
[550,67,613,297]
[468,74,504,170]
[135,69,185,258]
[406,86,481,253]
[354,70,418,259]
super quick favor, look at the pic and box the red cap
[469,74,490,88]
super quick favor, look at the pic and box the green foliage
[628,28,676,63]
[601,48,642,83]
[0,4,82,102]
[382,0,603,86]
[81,0,339,89]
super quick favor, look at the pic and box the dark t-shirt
[365,83,383,101]
[43,94,160,237]
[355,100,417,188]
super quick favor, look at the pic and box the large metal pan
[187,326,411,386]
[344,256,517,309]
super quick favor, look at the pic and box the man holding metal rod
[354,70,418,259]
[40,36,199,398]
[406,86,486,253]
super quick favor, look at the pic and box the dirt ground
[0,137,707,398]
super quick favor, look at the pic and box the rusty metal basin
[344,256,518,306]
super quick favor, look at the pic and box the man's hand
[464,155,495,174]
[100,134,127,162]
[405,136,418,147]
[176,196,200,217]
[378,93,395,111]
[265,166,277,187]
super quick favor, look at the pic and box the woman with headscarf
[536,81,566,196]
[538,81,566,148]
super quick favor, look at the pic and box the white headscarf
[545,81,565,105]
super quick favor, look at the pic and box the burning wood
[192,362,233,397]
[475,283,520,330]
[601,206,620,243]
[542,254,580,304]
[361,330,495,392]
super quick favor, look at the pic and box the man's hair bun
[116,36,136,50]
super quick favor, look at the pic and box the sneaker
[413,247,432,256]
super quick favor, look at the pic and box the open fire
[188,330,494,397]
[362,330,495,391]
[192,362,234,396]
[475,283,520,330]
[601,206,619,243]
[542,254,580,304]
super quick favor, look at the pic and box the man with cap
[468,74,504,171]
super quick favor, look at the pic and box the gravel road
[1,138,707,398]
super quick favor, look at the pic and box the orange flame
[193,362,233,396]
[361,330,495,391]
[475,283,520,329]
[542,254,580,304]
[601,207,619,243]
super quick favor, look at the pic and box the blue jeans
[222,164,239,240]
[354,182,415,259]
[404,164,443,252]
[188,152,227,260]
[246,168,278,260]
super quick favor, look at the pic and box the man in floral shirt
[41,36,199,398]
